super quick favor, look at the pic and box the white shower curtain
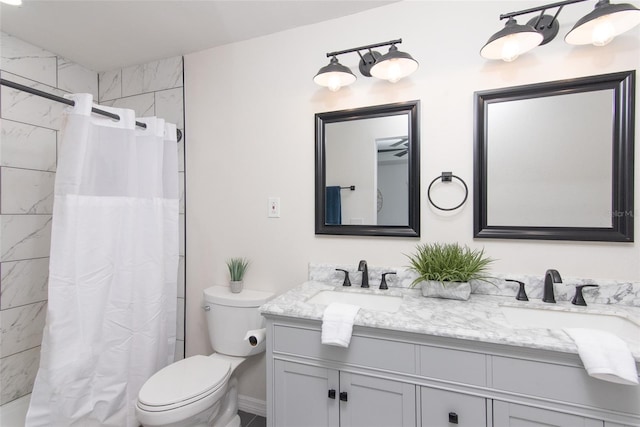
[26,94,179,427]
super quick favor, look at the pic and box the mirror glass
[474,71,634,242]
[315,101,420,237]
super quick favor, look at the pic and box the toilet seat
[138,355,231,412]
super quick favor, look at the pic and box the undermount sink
[500,305,640,345]
[306,290,403,313]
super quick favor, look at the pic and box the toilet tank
[203,286,274,356]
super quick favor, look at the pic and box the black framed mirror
[315,100,420,237]
[474,70,634,242]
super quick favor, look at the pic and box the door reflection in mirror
[376,135,409,225]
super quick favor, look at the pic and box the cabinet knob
[328,389,336,399]
[448,412,459,424]
[339,391,348,402]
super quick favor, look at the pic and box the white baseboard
[237,394,266,418]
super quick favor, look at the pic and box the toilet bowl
[135,286,273,427]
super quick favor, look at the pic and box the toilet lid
[138,355,231,407]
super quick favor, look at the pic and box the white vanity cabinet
[492,401,603,426]
[274,360,338,426]
[269,322,416,427]
[420,387,487,426]
[274,361,416,427]
[339,372,416,427]
[264,316,640,427]
[419,387,605,427]
[273,360,416,427]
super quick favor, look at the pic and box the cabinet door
[339,372,416,427]
[493,401,603,427]
[421,387,487,427]
[274,360,339,427]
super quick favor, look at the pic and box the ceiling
[0,0,396,72]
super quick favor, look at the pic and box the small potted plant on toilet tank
[226,257,250,293]
[406,242,493,301]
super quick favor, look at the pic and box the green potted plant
[405,242,493,300]
[226,257,250,293]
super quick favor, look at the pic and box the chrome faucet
[542,269,562,303]
[357,260,369,288]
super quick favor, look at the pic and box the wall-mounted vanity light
[480,0,640,62]
[314,39,419,91]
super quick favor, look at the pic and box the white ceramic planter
[420,280,471,301]
[230,280,244,293]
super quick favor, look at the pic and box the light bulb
[386,61,402,83]
[501,37,521,62]
[327,75,342,92]
[591,17,615,46]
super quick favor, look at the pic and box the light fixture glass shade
[480,18,544,61]
[565,0,640,46]
[369,45,419,83]
[313,57,356,92]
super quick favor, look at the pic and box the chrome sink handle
[571,284,599,306]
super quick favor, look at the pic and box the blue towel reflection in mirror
[326,186,342,225]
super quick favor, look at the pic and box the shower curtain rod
[0,78,183,142]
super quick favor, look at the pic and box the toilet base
[224,414,240,427]
[136,354,246,427]
[211,374,239,427]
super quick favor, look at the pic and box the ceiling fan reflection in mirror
[377,136,409,157]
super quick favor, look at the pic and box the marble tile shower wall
[0,32,187,407]
[0,32,96,406]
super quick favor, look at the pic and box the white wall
[184,1,640,402]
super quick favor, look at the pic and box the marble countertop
[260,281,640,361]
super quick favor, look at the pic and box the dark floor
[239,410,267,427]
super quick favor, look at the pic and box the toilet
[135,286,274,427]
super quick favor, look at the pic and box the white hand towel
[564,328,639,386]
[321,302,360,348]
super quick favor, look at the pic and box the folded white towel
[321,302,360,348]
[564,328,639,386]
